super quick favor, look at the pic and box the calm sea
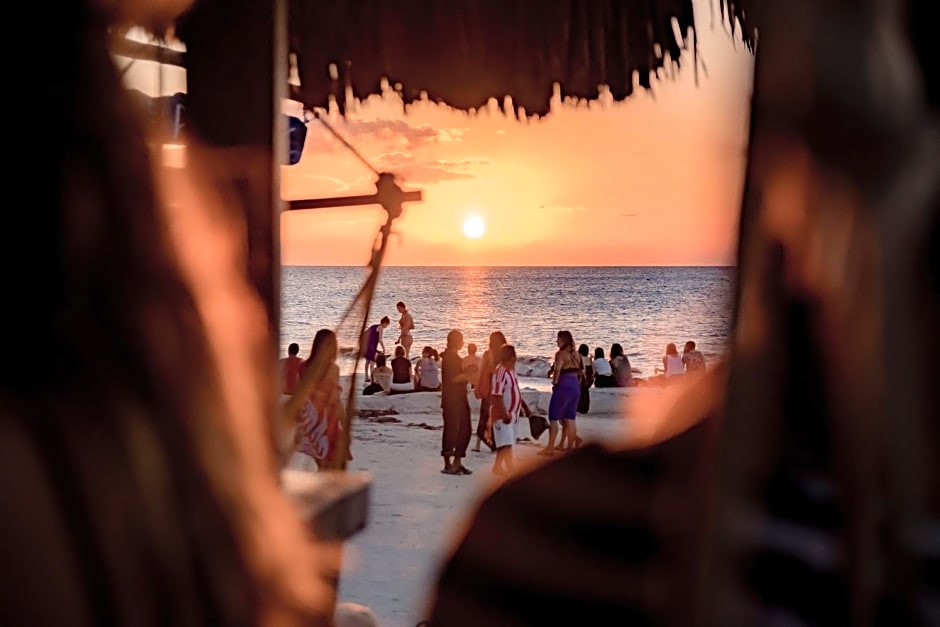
[280,266,734,386]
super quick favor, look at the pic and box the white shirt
[491,365,522,422]
[593,357,612,376]
[664,354,685,377]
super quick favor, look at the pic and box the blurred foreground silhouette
[2,1,936,626]
[1,1,335,625]
[427,1,939,625]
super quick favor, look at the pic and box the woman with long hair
[472,331,507,452]
[296,329,347,467]
[577,343,594,414]
[1,2,334,624]
[593,346,615,387]
[543,330,583,454]
[610,343,635,388]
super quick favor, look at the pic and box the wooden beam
[288,190,423,211]
[111,36,185,67]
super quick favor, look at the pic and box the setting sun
[462,215,485,239]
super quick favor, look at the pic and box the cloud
[394,158,491,184]
[306,118,464,156]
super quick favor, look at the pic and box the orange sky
[117,2,754,267]
[280,3,755,267]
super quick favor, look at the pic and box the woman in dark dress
[472,331,507,452]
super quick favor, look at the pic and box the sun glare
[462,215,485,239]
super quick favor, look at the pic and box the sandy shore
[295,385,653,626]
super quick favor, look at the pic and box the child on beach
[279,342,303,394]
[490,345,522,474]
[462,342,482,387]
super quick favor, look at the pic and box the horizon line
[282,263,737,268]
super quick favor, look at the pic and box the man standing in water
[440,329,473,475]
[396,301,415,358]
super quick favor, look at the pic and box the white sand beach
[290,384,665,627]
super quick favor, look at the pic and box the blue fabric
[548,372,580,420]
[287,116,307,165]
[363,324,380,361]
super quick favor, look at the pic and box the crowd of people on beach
[280,301,709,476]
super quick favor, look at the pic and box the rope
[310,109,381,177]
[280,213,395,471]
[280,105,404,471]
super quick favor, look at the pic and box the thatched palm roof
[289,0,755,116]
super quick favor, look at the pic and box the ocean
[281,266,734,388]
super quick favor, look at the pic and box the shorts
[492,420,515,449]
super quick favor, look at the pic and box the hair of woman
[488,331,507,352]
[557,330,575,349]
[306,329,338,368]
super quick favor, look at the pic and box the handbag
[527,414,549,440]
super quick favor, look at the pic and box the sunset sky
[121,1,755,267]
[280,3,755,267]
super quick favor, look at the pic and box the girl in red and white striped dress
[490,344,522,475]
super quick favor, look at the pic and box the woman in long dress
[543,330,583,454]
[472,331,507,452]
[296,328,348,467]
[362,316,389,379]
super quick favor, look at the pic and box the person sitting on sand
[682,340,707,374]
[593,346,615,387]
[663,343,685,379]
[370,354,392,393]
[609,343,635,388]
[416,346,442,391]
[389,345,415,393]
[490,344,522,475]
